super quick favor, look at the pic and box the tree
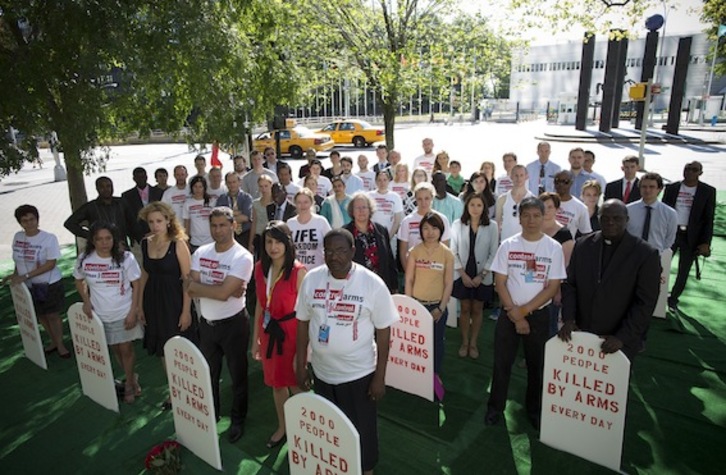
[702,0,726,76]
[313,0,451,149]
[0,0,303,211]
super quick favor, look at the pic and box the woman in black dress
[138,201,195,409]
[539,193,574,336]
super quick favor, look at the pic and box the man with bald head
[559,200,660,361]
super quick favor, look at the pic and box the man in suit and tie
[560,200,660,361]
[604,155,641,204]
[662,161,716,310]
[267,183,297,223]
[122,167,163,260]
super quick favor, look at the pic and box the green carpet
[1,198,725,474]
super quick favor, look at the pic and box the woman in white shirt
[4,205,69,358]
[74,222,143,404]
[450,193,499,359]
[183,175,214,253]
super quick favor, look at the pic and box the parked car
[316,119,384,148]
[253,125,334,158]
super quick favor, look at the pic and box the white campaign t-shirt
[206,185,226,204]
[391,181,410,202]
[556,197,592,238]
[295,263,399,384]
[490,234,567,307]
[357,170,377,191]
[162,185,190,219]
[183,198,213,246]
[283,182,302,203]
[73,251,141,322]
[675,184,696,226]
[12,230,63,285]
[191,242,253,320]
[494,174,513,197]
[299,175,333,198]
[369,190,403,234]
[397,209,451,248]
[288,214,332,270]
[413,154,436,178]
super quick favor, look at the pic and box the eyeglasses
[554,179,571,185]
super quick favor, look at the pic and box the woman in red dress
[251,220,307,449]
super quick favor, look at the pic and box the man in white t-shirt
[554,170,592,238]
[368,170,403,237]
[295,229,397,474]
[357,154,377,191]
[413,137,436,179]
[186,207,253,443]
[662,161,716,310]
[495,165,533,241]
[299,160,333,198]
[494,152,517,197]
[206,167,226,204]
[162,165,190,218]
[485,197,567,431]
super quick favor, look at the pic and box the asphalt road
[1,119,724,262]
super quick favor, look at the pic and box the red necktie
[623,180,632,203]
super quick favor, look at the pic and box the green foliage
[702,0,726,77]
[506,0,654,38]
[0,0,303,208]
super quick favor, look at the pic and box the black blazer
[343,221,398,292]
[266,201,298,222]
[604,178,641,203]
[121,185,164,243]
[662,180,716,250]
[562,231,660,361]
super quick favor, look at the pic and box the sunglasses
[512,204,518,217]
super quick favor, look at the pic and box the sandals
[123,374,141,404]
[468,346,479,359]
[458,345,468,358]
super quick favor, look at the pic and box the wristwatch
[24,273,30,280]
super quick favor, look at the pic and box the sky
[470,0,710,44]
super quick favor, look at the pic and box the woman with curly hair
[138,201,196,410]
[73,221,143,403]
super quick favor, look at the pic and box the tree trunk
[382,98,397,151]
[63,146,89,213]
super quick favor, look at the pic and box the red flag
[210,142,222,168]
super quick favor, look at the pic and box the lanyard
[265,267,284,311]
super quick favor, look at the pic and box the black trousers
[670,230,697,303]
[199,309,250,425]
[487,307,550,418]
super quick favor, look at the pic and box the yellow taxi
[253,125,334,158]
[316,119,385,148]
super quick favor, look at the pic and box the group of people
[3,137,716,474]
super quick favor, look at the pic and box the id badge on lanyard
[264,268,282,329]
[318,324,330,344]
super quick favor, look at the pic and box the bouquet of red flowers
[145,440,182,474]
